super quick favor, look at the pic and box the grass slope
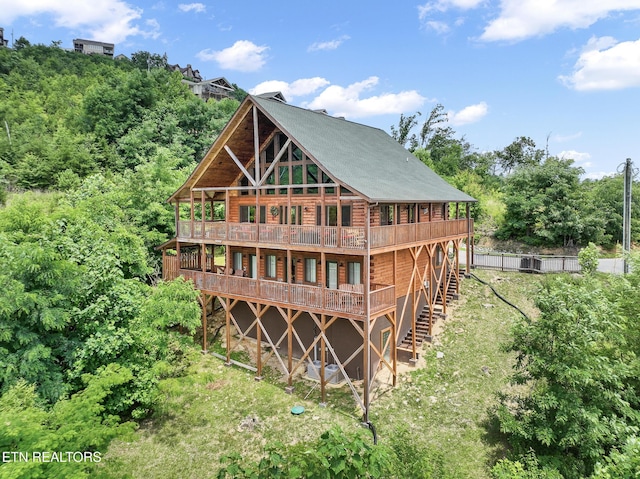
[372,270,541,477]
[98,270,541,478]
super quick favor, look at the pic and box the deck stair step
[398,274,464,353]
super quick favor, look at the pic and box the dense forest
[1,42,639,478]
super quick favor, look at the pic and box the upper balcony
[176,218,472,251]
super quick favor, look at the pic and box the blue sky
[2,1,640,178]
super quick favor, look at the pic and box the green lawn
[98,269,542,478]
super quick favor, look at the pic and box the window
[248,254,257,279]
[408,204,415,224]
[279,166,289,195]
[239,176,249,195]
[322,172,335,194]
[265,255,277,278]
[279,206,288,224]
[435,245,443,266]
[326,205,337,226]
[326,261,338,289]
[292,164,303,194]
[265,172,276,195]
[380,205,394,226]
[290,205,302,225]
[341,205,351,227]
[347,262,361,285]
[259,205,266,224]
[307,164,318,194]
[233,252,243,271]
[239,205,255,223]
[304,258,317,283]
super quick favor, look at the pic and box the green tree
[497,157,605,246]
[130,50,168,71]
[0,366,136,479]
[591,436,640,479]
[390,112,420,151]
[578,242,599,275]
[496,136,544,175]
[583,175,640,248]
[0,193,201,417]
[496,276,639,478]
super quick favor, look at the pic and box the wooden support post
[411,247,417,362]
[286,249,292,302]
[176,240,181,272]
[225,190,230,242]
[225,297,231,365]
[392,311,397,386]
[201,191,206,240]
[320,313,326,404]
[201,294,208,352]
[427,247,433,337]
[337,190,342,247]
[363,203,371,421]
[287,308,293,387]
[256,302,262,379]
[466,203,471,275]
[175,200,180,236]
[190,190,195,238]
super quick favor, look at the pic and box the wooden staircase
[398,273,461,351]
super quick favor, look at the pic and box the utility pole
[622,158,633,274]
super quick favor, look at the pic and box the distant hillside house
[169,63,202,82]
[0,28,8,48]
[73,39,114,57]
[169,63,235,101]
[159,93,476,416]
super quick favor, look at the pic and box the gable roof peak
[255,91,287,103]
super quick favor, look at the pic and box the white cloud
[305,76,426,119]
[418,0,483,20]
[178,3,206,13]
[0,0,157,43]
[426,21,451,35]
[558,150,592,166]
[480,1,640,42]
[197,40,269,72]
[559,36,640,90]
[250,78,331,99]
[447,102,488,126]
[308,35,350,52]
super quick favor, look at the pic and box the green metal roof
[252,95,476,203]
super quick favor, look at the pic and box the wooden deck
[164,262,395,319]
[176,218,471,250]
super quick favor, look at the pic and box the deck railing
[176,218,471,250]
[170,267,394,317]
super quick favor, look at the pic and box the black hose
[210,323,225,344]
[469,272,530,321]
[365,420,378,445]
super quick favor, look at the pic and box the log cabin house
[159,93,475,417]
